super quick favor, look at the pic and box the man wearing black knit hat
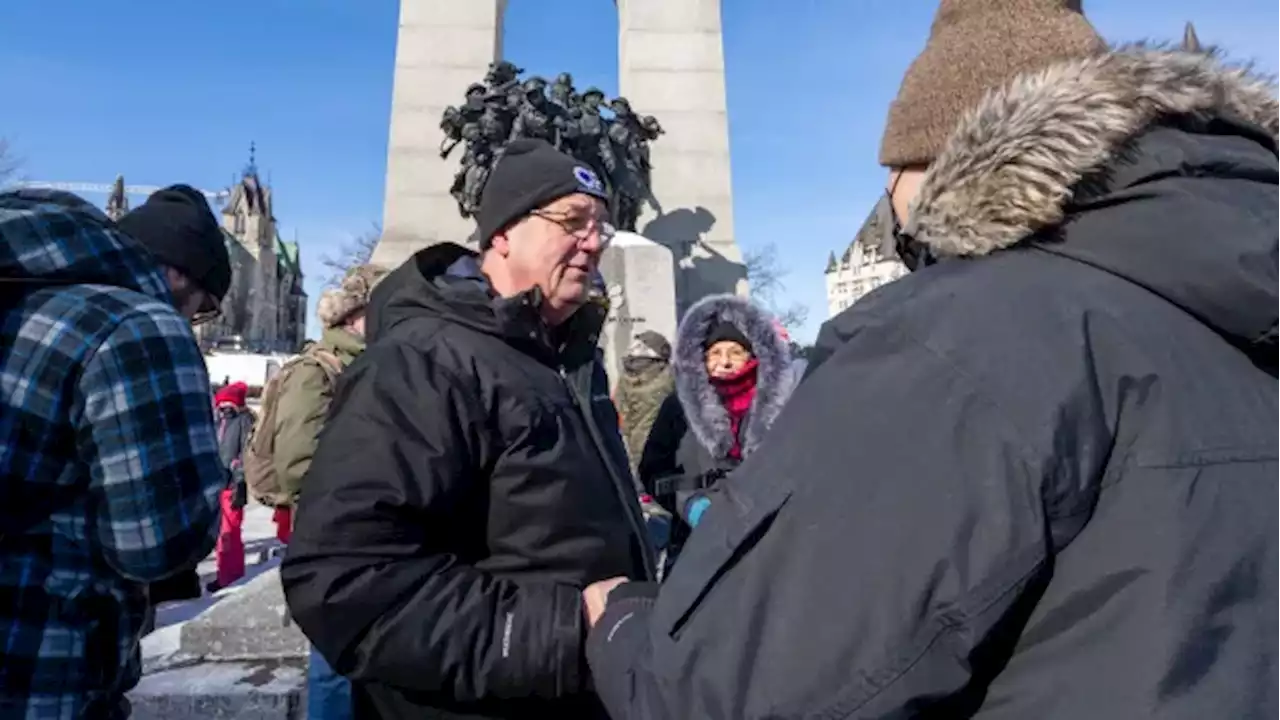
[472,138,613,324]
[283,139,655,719]
[117,184,232,326]
[113,185,234,607]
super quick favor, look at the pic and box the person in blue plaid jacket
[0,187,231,719]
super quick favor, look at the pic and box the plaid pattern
[0,190,225,719]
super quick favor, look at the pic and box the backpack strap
[303,348,345,387]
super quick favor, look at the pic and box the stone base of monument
[130,569,309,719]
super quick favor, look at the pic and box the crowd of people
[1,0,1277,718]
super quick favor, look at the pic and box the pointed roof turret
[1182,22,1201,53]
[824,250,838,273]
[244,140,259,178]
[223,142,272,219]
[105,174,129,221]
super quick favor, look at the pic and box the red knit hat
[215,381,248,408]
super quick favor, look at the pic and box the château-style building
[105,153,307,353]
[823,202,908,318]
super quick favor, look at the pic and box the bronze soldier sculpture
[437,63,664,231]
[549,72,578,109]
[570,88,618,197]
[509,77,562,148]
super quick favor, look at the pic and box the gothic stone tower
[220,148,280,349]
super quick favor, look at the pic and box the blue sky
[2,0,1275,342]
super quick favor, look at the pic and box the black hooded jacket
[587,49,1278,719]
[281,244,654,720]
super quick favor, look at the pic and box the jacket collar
[320,326,365,361]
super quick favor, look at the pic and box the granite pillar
[372,0,505,268]
[598,231,678,388]
[617,0,746,315]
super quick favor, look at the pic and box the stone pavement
[132,502,309,719]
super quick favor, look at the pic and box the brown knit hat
[317,263,388,329]
[879,0,1106,167]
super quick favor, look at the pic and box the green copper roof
[275,234,300,273]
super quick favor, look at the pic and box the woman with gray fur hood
[637,293,795,567]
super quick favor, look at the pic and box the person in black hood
[281,139,655,720]
[583,5,1278,719]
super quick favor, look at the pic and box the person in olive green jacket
[274,263,387,505]
[613,330,675,475]
[272,263,386,720]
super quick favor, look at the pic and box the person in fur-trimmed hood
[637,293,795,565]
[582,1,1278,717]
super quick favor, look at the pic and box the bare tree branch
[318,223,381,289]
[0,139,23,186]
[744,242,809,331]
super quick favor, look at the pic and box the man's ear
[160,265,186,291]
[489,229,512,257]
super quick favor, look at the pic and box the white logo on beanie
[573,166,604,193]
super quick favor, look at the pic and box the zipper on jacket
[557,362,656,580]
[558,366,578,407]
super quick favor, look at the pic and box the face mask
[879,179,937,273]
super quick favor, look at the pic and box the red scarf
[710,358,759,460]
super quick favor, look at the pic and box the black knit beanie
[475,139,610,247]
[117,184,232,301]
[704,320,752,353]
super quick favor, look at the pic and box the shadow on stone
[641,205,716,249]
[641,205,745,317]
[683,241,750,316]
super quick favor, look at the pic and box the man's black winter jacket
[282,244,654,719]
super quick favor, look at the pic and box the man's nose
[579,229,603,253]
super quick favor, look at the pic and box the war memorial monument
[372,0,746,379]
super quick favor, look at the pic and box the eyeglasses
[706,344,750,364]
[191,294,222,327]
[530,210,615,247]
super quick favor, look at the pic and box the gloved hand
[230,469,248,510]
[698,467,728,488]
[684,494,712,527]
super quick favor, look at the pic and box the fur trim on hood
[673,294,795,459]
[907,46,1279,257]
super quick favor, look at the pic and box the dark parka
[281,244,655,720]
[639,295,795,530]
[587,49,1279,719]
